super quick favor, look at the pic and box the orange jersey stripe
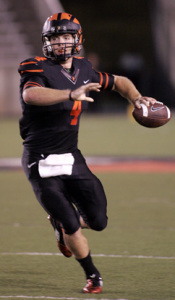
[74,56,84,60]
[21,69,43,74]
[104,73,109,90]
[26,81,42,86]
[35,56,47,61]
[24,82,42,89]
[20,61,37,65]
[99,72,103,85]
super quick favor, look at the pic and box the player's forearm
[23,87,70,106]
[112,75,142,104]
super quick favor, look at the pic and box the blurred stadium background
[0,0,175,116]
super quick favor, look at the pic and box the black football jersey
[18,56,114,154]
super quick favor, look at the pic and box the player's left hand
[134,96,157,109]
[71,83,101,102]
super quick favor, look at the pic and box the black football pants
[22,148,108,234]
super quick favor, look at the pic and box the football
[132,101,171,128]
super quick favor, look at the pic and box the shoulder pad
[74,56,91,67]
[18,57,46,75]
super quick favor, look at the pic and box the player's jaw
[50,33,74,62]
[52,43,73,58]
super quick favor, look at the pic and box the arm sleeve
[93,70,114,91]
[88,61,114,90]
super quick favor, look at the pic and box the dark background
[0,0,173,115]
[61,0,173,111]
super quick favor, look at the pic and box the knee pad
[89,214,108,231]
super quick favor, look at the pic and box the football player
[18,12,156,294]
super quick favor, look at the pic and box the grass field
[0,112,175,158]
[0,114,175,300]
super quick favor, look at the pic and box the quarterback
[18,12,155,293]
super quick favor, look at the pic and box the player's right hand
[71,83,101,102]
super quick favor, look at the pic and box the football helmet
[42,12,83,61]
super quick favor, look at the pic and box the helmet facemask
[42,33,81,61]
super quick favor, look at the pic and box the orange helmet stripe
[60,13,72,20]
[49,13,58,21]
[73,17,80,25]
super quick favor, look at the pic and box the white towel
[38,153,74,178]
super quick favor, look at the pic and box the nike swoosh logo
[83,79,90,84]
[27,162,37,168]
[89,274,96,278]
[151,106,164,112]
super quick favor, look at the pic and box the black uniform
[18,56,114,234]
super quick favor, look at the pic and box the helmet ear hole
[45,37,52,53]
[74,34,78,44]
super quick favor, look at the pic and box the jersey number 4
[70,101,82,125]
